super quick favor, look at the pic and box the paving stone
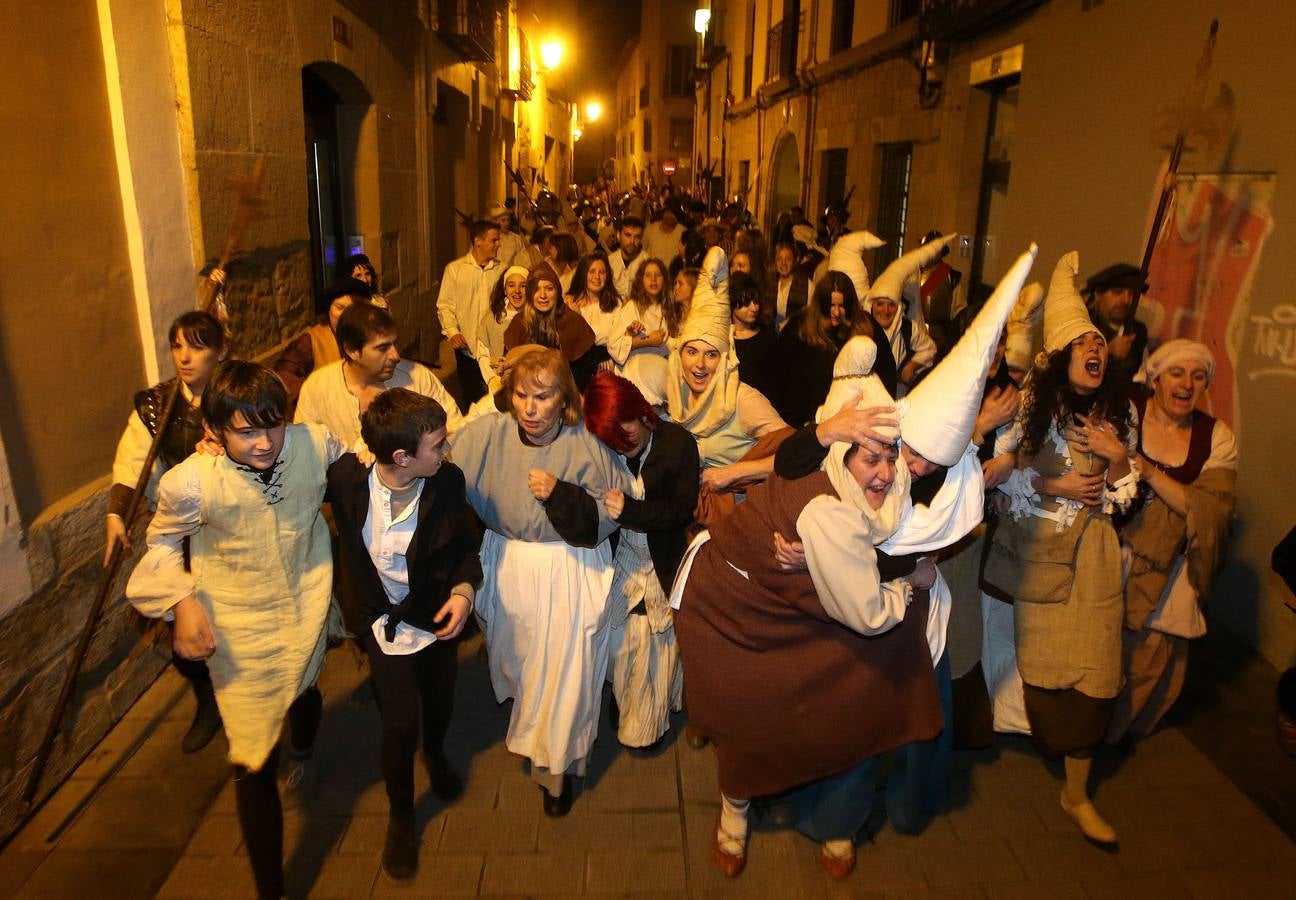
[0,849,48,897]
[984,881,1087,900]
[920,838,1025,887]
[1109,826,1213,875]
[439,809,539,853]
[480,852,584,895]
[634,811,685,849]
[370,853,483,896]
[182,813,242,855]
[1081,872,1192,899]
[301,852,380,897]
[338,813,389,855]
[587,849,686,893]
[883,888,987,900]
[58,777,215,851]
[15,849,175,898]
[1185,816,1296,867]
[156,854,258,898]
[675,739,720,805]
[1006,835,1123,882]
[946,801,1049,842]
[122,670,187,722]
[538,810,635,850]
[1178,863,1296,900]
[5,778,99,851]
[587,772,680,812]
[282,810,348,858]
[117,719,230,780]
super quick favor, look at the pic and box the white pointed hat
[816,336,898,434]
[1042,251,1098,355]
[827,230,886,303]
[676,245,731,353]
[1004,281,1044,372]
[899,244,1038,466]
[867,233,960,308]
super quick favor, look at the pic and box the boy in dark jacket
[327,389,482,881]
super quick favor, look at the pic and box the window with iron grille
[819,148,848,217]
[664,45,693,98]
[874,143,912,271]
[831,0,855,55]
[669,117,692,153]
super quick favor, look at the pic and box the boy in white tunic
[127,361,344,900]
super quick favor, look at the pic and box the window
[743,2,755,97]
[643,120,652,152]
[874,143,913,272]
[830,0,854,55]
[738,160,751,200]
[819,148,848,217]
[640,61,650,108]
[664,45,693,98]
[668,117,692,153]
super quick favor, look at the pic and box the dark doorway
[432,82,471,270]
[303,67,346,302]
[970,77,1020,292]
[301,63,372,305]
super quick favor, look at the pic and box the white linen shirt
[436,252,504,354]
[364,469,437,655]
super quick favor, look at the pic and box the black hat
[1083,263,1147,296]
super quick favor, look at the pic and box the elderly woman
[673,411,939,880]
[449,349,627,816]
[664,247,789,512]
[583,370,699,751]
[1106,339,1236,742]
[504,265,600,389]
[982,252,1138,846]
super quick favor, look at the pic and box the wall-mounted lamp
[539,40,564,71]
[694,8,711,35]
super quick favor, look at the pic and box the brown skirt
[1022,683,1115,759]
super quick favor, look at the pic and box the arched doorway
[302,62,373,302]
[767,132,801,234]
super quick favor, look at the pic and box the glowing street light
[585,101,603,122]
[573,127,583,142]
[539,40,564,71]
[694,8,711,35]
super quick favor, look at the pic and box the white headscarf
[665,246,740,437]
[1139,338,1216,385]
[823,429,911,543]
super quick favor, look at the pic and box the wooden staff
[20,155,267,815]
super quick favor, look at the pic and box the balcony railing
[765,20,787,82]
[917,0,1046,42]
[437,0,495,62]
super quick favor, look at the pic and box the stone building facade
[612,0,697,192]
[0,0,573,842]
[695,0,1296,668]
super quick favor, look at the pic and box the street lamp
[585,101,603,123]
[539,40,564,71]
[694,7,711,35]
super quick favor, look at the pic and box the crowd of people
[107,186,1238,897]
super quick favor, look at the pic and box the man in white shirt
[491,204,529,269]
[326,388,482,881]
[643,207,682,266]
[296,304,464,450]
[608,216,646,297]
[436,220,503,408]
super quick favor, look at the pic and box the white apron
[605,452,682,747]
[476,530,616,772]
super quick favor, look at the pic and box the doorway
[301,63,372,304]
[970,77,1020,294]
[767,133,801,233]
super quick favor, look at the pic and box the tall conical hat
[1004,281,1044,372]
[676,245,730,353]
[827,230,886,303]
[1042,251,1098,356]
[867,233,960,309]
[816,336,897,435]
[898,244,1038,466]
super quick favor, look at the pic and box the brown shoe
[818,841,856,880]
[712,813,746,877]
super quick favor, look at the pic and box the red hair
[581,369,658,454]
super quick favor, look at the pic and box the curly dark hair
[1019,344,1133,458]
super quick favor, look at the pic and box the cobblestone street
[2,632,1294,899]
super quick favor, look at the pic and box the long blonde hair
[502,347,583,426]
